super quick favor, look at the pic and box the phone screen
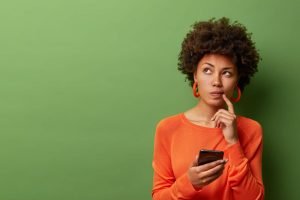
[197,149,224,165]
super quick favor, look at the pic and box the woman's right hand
[187,155,227,190]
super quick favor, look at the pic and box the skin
[185,53,239,189]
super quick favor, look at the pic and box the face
[194,54,238,107]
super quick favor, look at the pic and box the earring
[231,86,241,102]
[193,82,200,97]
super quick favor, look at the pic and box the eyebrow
[203,62,234,70]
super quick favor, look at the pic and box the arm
[151,121,198,200]
[212,95,264,199]
[225,123,264,200]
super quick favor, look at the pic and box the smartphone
[197,149,224,165]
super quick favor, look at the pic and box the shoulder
[153,113,183,139]
[155,113,182,131]
[236,115,263,141]
[237,115,262,130]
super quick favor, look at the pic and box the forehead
[198,54,236,69]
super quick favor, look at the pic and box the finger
[191,155,199,167]
[222,94,235,114]
[211,109,236,121]
[211,109,225,121]
[214,115,235,128]
[215,117,232,128]
[201,168,224,185]
[213,109,236,119]
[213,112,236,124]
[201,163,225,178]
[214,113,235,123]
[216,119,222,128]
[197,159,226,171]
[201,168,224,184]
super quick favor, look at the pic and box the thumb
[191,155,199,167]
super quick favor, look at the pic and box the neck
[194,100,225,121]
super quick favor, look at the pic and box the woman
[151,17,264,200]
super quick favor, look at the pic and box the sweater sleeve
[151,121,199,200]
[224,122,264,200]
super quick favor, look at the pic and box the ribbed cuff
[176,173,199,198]
[225,141,245,166]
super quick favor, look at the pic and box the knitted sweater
[152,113,264,200]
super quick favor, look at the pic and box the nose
[212,74,222,87]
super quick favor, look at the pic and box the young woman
[151,17,264,200]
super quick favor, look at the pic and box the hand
[187,155,227,190]
[211,94,238,145]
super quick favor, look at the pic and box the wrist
[226,137,238,145]
[187,171,203,191]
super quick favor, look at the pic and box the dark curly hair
[178,17,260,92]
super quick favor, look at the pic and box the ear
[235,75,240,86]
[193,71,197,83]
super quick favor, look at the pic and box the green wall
[0,0,299,199]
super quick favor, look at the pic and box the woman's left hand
[211,94,238,145]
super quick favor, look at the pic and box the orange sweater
[152,113,264,200]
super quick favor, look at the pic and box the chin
[206,99,224,107]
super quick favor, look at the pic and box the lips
[210,91,224,94]
[210,91,224,98]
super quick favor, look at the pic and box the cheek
[197,73,210,83]
[197,79,210,92]
[224,80,238,94]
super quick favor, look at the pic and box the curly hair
[178,17,260,92]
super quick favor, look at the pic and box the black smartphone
[197,149,224,165]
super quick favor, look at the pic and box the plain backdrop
[0,0,299,199]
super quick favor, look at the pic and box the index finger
[197,159,226,172]
[222,94,235,114]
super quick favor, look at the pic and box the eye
[223,71,232,77]
[203,68,212,74]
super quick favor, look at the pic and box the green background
[0,0,299,199]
